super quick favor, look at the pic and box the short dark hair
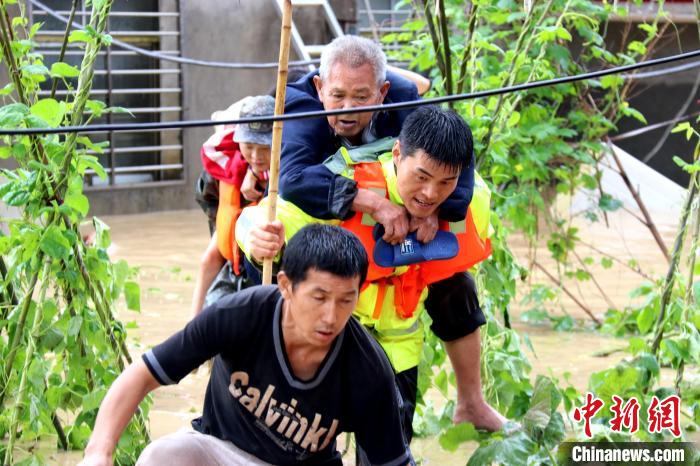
[281,224,368,287]
[398,105,473,172]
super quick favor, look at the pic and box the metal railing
[29,0,184,189]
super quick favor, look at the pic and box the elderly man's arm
[80,360,160,466]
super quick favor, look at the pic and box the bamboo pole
[263,0,293,285]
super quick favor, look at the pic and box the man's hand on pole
[248,220,285,263]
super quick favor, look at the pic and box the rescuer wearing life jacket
[275,36,506,434]
[189,95,274,318]
[236,106,507,444]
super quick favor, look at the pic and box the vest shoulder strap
[323,137,396,175]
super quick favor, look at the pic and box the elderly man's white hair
[319,35,387,87]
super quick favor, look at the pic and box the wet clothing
[425,272,486,341]
[142,286,412,466]
[137,429,275,466]
[280,70,474,221]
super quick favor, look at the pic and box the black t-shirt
[142,285,411,466]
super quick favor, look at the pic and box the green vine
[0,1,150,463]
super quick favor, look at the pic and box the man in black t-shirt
[79,225,412,466]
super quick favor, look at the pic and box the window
[30,0,183,188]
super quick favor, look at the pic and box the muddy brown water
[47,207,696,465]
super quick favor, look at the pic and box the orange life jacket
[216,180,252,275]
[340,162,492,318]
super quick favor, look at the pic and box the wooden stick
[263,0,293,285]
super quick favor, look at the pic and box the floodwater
[49,195,696,464]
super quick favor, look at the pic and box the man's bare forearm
[83,360,160,460]
[351,188,384,215]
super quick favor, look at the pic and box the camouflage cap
[232,95,275,146]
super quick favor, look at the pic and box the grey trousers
[136,430,274,466]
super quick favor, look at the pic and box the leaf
[0,82,14,95]
[76,136,108,154]
[39,226,71,259]
[663,339,689,361]
[64,192,90,217]
[581,173,598,190]
[50,62,80,78]
[636,305,655,334]
[77,154,107,179]
[84,99,106,117]
[555,27,573,42]
[30,98,66,128]
[628,337,646,354]
[673,156,700,174]
[601,257,613,269]
[542,411,566,447]
[671,121,691,135]
[124,281,141,312]
[40,327,64,351]
[68,29,91,43]
[438,422,479,452]
[620,103,647,125]
[600,75,623,89]
[81,387,107,412]
[467,431,537,466]
[634,353,659,377]
[524,381,553,433]
[630,281,654,298]
[105,106,133,117]
[68,315,83,337]
[627,40,646,55]
[507,111,520,127]
[0,102,29,128]
[552,315,574,331]
[93,217,111,249]
[20,63,49,78]
[434,369,448,396]
[599,193,622,212]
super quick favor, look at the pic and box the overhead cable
[641,67,700,163]
[32,0,700,78]
[30,0,320,69]
[2,49,700,136]
[609,111,700,142]
[621,59,700,80]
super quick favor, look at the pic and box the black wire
[621,59,700,80]
[610,111,700,142]
[2,49,700,136]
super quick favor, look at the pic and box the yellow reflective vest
[237,141,491,372]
